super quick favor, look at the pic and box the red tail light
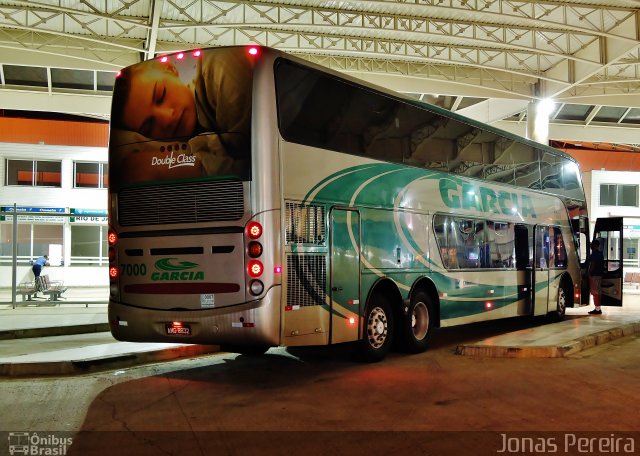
[246,221,262,239]
[108,229,118,245]
[248,241,263,258]
[109,266,119,279]
[248,260,264,278]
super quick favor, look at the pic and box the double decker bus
[107,45,623,361]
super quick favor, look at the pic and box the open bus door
[593,217,624,307]
[572,216,591,305]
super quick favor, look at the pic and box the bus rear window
[109,47,254,189]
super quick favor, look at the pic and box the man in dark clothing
[32,255,49,279]
[588,240,604,315]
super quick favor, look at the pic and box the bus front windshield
[108,47,254,191]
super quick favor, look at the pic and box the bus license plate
[165,323,191,336]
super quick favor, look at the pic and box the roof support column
[526,99,554,146]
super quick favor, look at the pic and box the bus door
[514,224,533,315]
[572,216,590,305]
[593,217,624,307]
[329,208,361,344]
[533,225,550,316]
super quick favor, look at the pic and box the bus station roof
[0,0,639,146]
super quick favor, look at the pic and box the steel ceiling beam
[0,1,638,98]
[145,0,164,60]
[0,0,638,138]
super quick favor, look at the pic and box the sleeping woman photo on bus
[109,47,254,187]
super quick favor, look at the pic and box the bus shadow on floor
[229,314,574,364]
[426,314,561,351]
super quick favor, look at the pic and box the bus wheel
[548,284,568,322]
[400,291,434,353]
[358,295,394,362]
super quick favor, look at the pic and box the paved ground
[2,322,637,456]
[1,292,639,456]
[1,295,640,377]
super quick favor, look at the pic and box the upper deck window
[274,58,583,205]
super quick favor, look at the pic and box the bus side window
[553,227,567,268]
[491,221,515,269]
[514,224,531,270]
[535,226,549,268]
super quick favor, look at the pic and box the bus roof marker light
[159,56,168,63]
[192,50,202,57]
[176,53,184,60]
[248,46,259,56]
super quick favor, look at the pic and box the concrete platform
[1,294,640,377]
[455,310,640,357]
[0,305,219,377]
[455,292,640,357]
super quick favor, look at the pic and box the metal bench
[17,280,40,301]
[17,274,67,303]
[624,272,640,289]
[41,275,67,301]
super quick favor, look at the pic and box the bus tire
[400,290,434,353]
[548,283,568,322]
[358,294,394,362]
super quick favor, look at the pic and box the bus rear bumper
[108,286,282,347]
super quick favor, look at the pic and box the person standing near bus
[588,240,604,315]
[32,255,49,279]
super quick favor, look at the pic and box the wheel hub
[412,301,429,340]
[367,306,388,349]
